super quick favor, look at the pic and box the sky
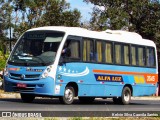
[66,0,94,21]
[68,0,160,22]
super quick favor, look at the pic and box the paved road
[0,98,159,111]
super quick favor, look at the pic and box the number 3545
[147,76,155,81]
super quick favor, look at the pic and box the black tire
[121,87,131,105]
[59,86,75,105]
[20,93,35,103]
[79,97,95,104]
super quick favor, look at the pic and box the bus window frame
[122,43,131,66]
[137,45,146,67]
[131,44,138,66]
[103,40,114,64]
[130,44,156,68]
[114,42,122,65]
[62,35,82,62]
[82,37,95,63]
[95,39,103,63]
[66,35,157,69]
[146,46,156,68]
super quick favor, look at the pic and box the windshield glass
[8,30,64,66]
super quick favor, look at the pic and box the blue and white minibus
[3,26,158,104]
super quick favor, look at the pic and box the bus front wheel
[59,86,75,104]
[20,93,35,103]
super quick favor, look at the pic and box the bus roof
[27,26,156,47]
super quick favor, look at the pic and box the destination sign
[94,74,123,82]
[27,33,45,39]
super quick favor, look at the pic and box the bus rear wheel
[20,93,35,103]
[121,87,131,105]
[113,87,131,105]
[59,86,75,105]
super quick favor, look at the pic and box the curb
[0,93,20,98]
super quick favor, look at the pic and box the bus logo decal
[20,74,25,79]
[93,69,158,84]
[59,67,89,77]
[26,67,43,72]
[94,74,123,82]
[147,76,155,81]
[9,68,20,71]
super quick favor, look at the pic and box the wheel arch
[66,82,78,97]
[123,84,133,96]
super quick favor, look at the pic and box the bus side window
[68,40,80,58]
[104,42,113,63]
[147,48,155,67]
[123,44,130,65]
[96,41,103,62]
[131,46,137,66]
[83,38,94,62]
[62,37,80,59]
[138,47,145,66]
[115,43,122,64]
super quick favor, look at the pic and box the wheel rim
[64,88,73,102]
[124,90,130,102]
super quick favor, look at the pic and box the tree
[0,0,81,69]
[84,0,160,34]
[0,0,13,59]
[1,0,81,40]
[14,0,81,36]
[84,0,160,74]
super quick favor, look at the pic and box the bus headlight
[41,67,51,79]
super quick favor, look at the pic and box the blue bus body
[4,63,157,96]
[3,27,158,104]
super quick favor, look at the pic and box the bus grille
[9,73,40,80]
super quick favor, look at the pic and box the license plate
[17,83,27,88]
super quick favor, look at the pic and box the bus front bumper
[3,76,56,96]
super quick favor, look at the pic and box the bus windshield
[8,31,65,66]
